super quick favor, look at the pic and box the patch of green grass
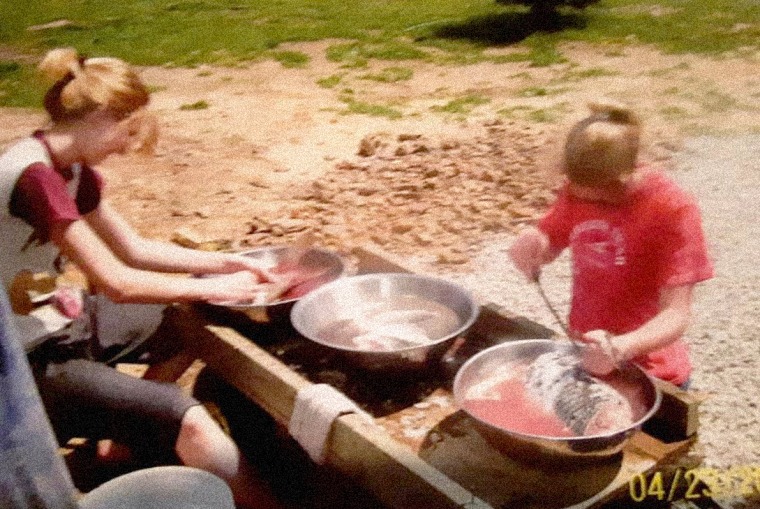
[431,94,490,115]
[560,66,619,81]
[0,0,759,107]
[523,38,567,67]
[577,1,760,54]
[179,100,210,110]
[498,102,570,123]
[517,86,569,97]
[0,60,45,108]
[269,50,309,68]
[316,74,343,88]
[527,108,557,123]
[498,105,532,119]
[646,62,691,77]
[327,41,428,68]
[339,96,403,119]
[360,66,413,83]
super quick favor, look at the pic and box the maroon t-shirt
[8,132,104,243]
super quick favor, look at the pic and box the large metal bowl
[206,246,349,321]
[453,339,662,461]
[290,273,479,371]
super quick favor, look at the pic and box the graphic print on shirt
[569,220,626,271]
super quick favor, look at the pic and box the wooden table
[168,245,704,509]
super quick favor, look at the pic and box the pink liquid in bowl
[462,377,574,437]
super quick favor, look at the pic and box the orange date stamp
[628,465,760,502]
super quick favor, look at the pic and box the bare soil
[3,41,758,264]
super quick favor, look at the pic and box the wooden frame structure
[166,245,702,509]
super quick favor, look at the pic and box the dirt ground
[2,41,758,265]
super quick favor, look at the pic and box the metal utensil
[533,274,569,336]
[533,273,583,358]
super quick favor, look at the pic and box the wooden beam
[330,414,492,509]
[644,380,703,441]
[167,305,491,509]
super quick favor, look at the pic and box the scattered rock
[171,227,231,251]
[307,121,557,266]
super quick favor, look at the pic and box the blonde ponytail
[38,47,81,83]
[563,100,641,186]
[39,47,149,123]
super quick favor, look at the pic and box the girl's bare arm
[84,201,268,276]
[51,217,260,304]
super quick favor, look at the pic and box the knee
[178,404,213,443]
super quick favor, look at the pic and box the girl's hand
[507,227,549,281]
[204,271,263,304]
[222,255,275,283]
[580,329,621,376]
[53,285,85,318]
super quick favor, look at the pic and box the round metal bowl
[207,246,348,320]
[453,339,662,461]
[290,273,479,371]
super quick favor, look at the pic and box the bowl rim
[290,272,480,354]
[452,339,663,442]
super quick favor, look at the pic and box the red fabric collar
[32,130,73,180]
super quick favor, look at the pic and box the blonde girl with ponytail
[0,48,278,508]
[508,100,713,388]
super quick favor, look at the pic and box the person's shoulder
[1,137,53,203]
[635,169,701,218]
[638,168,692,198]
[1,137,49,164]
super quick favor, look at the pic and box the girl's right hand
[580,330,621,376]
[507,227,549,281]
[203,270,262,304]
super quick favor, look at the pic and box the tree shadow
[429,10,588,46]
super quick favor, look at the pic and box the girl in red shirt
[508,101,713,387]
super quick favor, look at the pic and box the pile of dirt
[241,119,558,266]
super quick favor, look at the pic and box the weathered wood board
[169,244,702,509]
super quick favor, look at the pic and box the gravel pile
[281,120,556,264]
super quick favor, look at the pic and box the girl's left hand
[580,330,621,376]
[53,285,85,318]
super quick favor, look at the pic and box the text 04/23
[629,466,760,503]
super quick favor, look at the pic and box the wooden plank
[330,414,491,509]
[142,350,198,384]
[167,305,492,509]
[644,379,704,441]
[570,433,700,509]
[168,305,308,424]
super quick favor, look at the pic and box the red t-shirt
[8,132,104,243]
[538,170,713,384]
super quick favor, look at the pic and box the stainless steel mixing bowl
[206,246,348,321]
[452,339,662,460]
[290,273,479,371]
